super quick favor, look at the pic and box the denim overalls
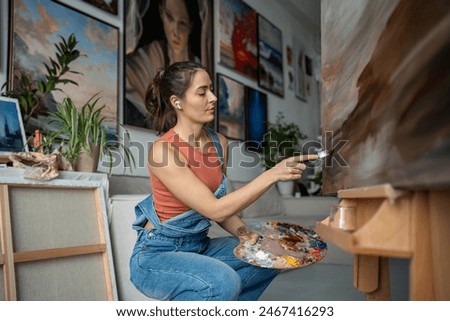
[129,128,279,301]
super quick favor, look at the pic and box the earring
[175,101,182,110]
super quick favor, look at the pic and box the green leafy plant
[46,94,135,173]
[263,111,308,168]
[1,33,84,126]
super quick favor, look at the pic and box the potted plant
[263,111,307,196]
[46,94,135,173]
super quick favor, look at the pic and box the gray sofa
[107,175,349,301]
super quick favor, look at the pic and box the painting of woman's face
[160,0,193,53]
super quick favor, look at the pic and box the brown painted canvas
[321,0,450,193]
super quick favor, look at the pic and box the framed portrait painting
[245,86,267,153]
[218,0,258,80]
[257,14,284,97]
[8,0,119,135]
[0,96,28,156]
[217,73,245,141]
[124,0,213,130]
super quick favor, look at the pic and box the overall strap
[204,127,223,165]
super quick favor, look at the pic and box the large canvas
[217,73,245,141]
[0,96,28,155]
[9,0,119,135]
[0,173,116,300]
[321,0,450,193]
[218,0,257,80]
[257,14,284,97]
[245,86,267,152]
[124,0,213,130]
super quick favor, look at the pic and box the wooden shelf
[317,218,411,258]
[316,185,413,258]
[337,184,407,200]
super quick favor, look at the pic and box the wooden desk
[316,184,450,300]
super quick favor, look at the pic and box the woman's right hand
[269,155,319,182]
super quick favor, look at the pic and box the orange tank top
[151,129,223,221]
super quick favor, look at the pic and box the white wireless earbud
[175,101,182,110]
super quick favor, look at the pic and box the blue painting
[258,14,284,97]
[245,87,267,152]
[0,97,28,154]
[10,0,119,134]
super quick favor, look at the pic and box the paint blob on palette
[233,221,327,269]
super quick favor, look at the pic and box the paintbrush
[302,148,331,166]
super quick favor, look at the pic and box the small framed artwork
[0,96,28,156]
[217,73,246,141]
[305,54,313,96]
[81,0,118,15]
[293,37,307,101]
[257,14,284,97]
[56,0,121,23]
[218,0,258,80]
[245,87,267,153]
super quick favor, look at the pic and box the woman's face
[178,69,217,125]
[160,0,192,53]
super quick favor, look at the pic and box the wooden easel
[317,184,450,300]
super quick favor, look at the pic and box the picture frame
[257,14,284,97]
[8,0,119,136]
[56,0,122,24]
[217,73,246,141]
[81,0,118,15]
[218,0,258,80]
[124,0,213,130]
[305,54,313,96]
[293,36,307,101]
[0,96,28,157]
[245,86,267,153]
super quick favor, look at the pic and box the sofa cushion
[228,180,286,218]
[109,175,152,196]
[108,194,156,300]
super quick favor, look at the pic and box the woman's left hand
[236,225,259,245]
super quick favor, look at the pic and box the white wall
[1,0,321,180]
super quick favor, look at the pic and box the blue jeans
[129,176,280,301]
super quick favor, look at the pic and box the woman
[130,61,318,301]
[125,0,205,128]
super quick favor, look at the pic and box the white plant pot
[277,181,295,197]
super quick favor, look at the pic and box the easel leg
[410,192,434,300]
[366,257,391,300]
[353,255,391,300]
